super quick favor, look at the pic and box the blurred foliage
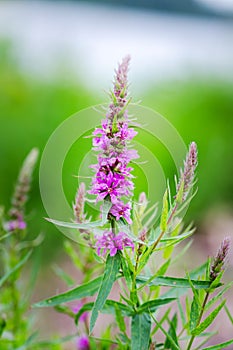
[1,39,233,258]
[143,79,233,221]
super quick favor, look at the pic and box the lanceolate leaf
[202,339,233,350]
[164,313,179,350]
[75,300,133,324]
[191,300,226,336]
[131,313,151,350]
[160,190,168,232]
[90,253,121,333]
[0,250,32,287]
[136,275,213,290]
[138,298,176,314]
[161,262,209,299]
[33,276,102,307]
[205,281,233,311]
[151,313,180,350]
[189,293,200,332]
[46,199,112,229]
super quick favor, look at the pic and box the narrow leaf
[151,313,180,350]
[138,297,176,313]
[189,293,200,332]
[164,313,179,350]
[205,281,233,311]
[137,275,212,290]
[131,313,151,350]
[47,199,112,230]
[115,304,126,333]
[90,253,121,332]
[202,339,233,350]
[0,250,32,287]
[160,190,168,232]
[33,276,102,307]
[191,300,226,336]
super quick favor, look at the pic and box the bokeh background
[1,0,233,345]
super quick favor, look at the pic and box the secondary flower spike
[7,148,39,231]
[89,56,138,224]
[210,237,231,282]
[176,141,198,202]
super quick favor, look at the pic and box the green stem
[186,292,210,350]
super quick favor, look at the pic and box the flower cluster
[89,56,138,225]
[95,230,134,257]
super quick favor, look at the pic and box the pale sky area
[0,1,233,92]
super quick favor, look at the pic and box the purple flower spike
[210,237,231,281]
[95,231,134,257]
[76,335,90,350]
[89,56,138,226]
[176,141,198,202]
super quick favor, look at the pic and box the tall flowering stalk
[42,58,233,350]
[89,56,138,226]
[88,56,138,257]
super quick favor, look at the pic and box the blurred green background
[0,0,233,260]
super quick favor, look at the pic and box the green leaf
[156,259,171,277]
[160,230,194,243]
[120,253,132,289]
[90,253,121,333]
[33,276,102,307]
[138,297,176,313]
[0,231,14,242]
[177,298,186,328]
[0,250,32,287]
[115,304,127,333]
[205,281,233,311]
[164,313,179,350]
[151,313,180,350]
[191,300,226,336]
[160,262,209,299]
[155,230,194,250]
[131,313,151,350]
[189,293,200,332]
[224,304,233,325]
[76,299,133,324]
[151,308,171,336]
[137,275,212,290]
[202,339,233,350]
[160,190,168,232]
[46,199,112,230]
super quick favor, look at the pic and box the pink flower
[6,218,26,231]
[110,201,132,224]
[95,231,134,257]
[76,335,90,350]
